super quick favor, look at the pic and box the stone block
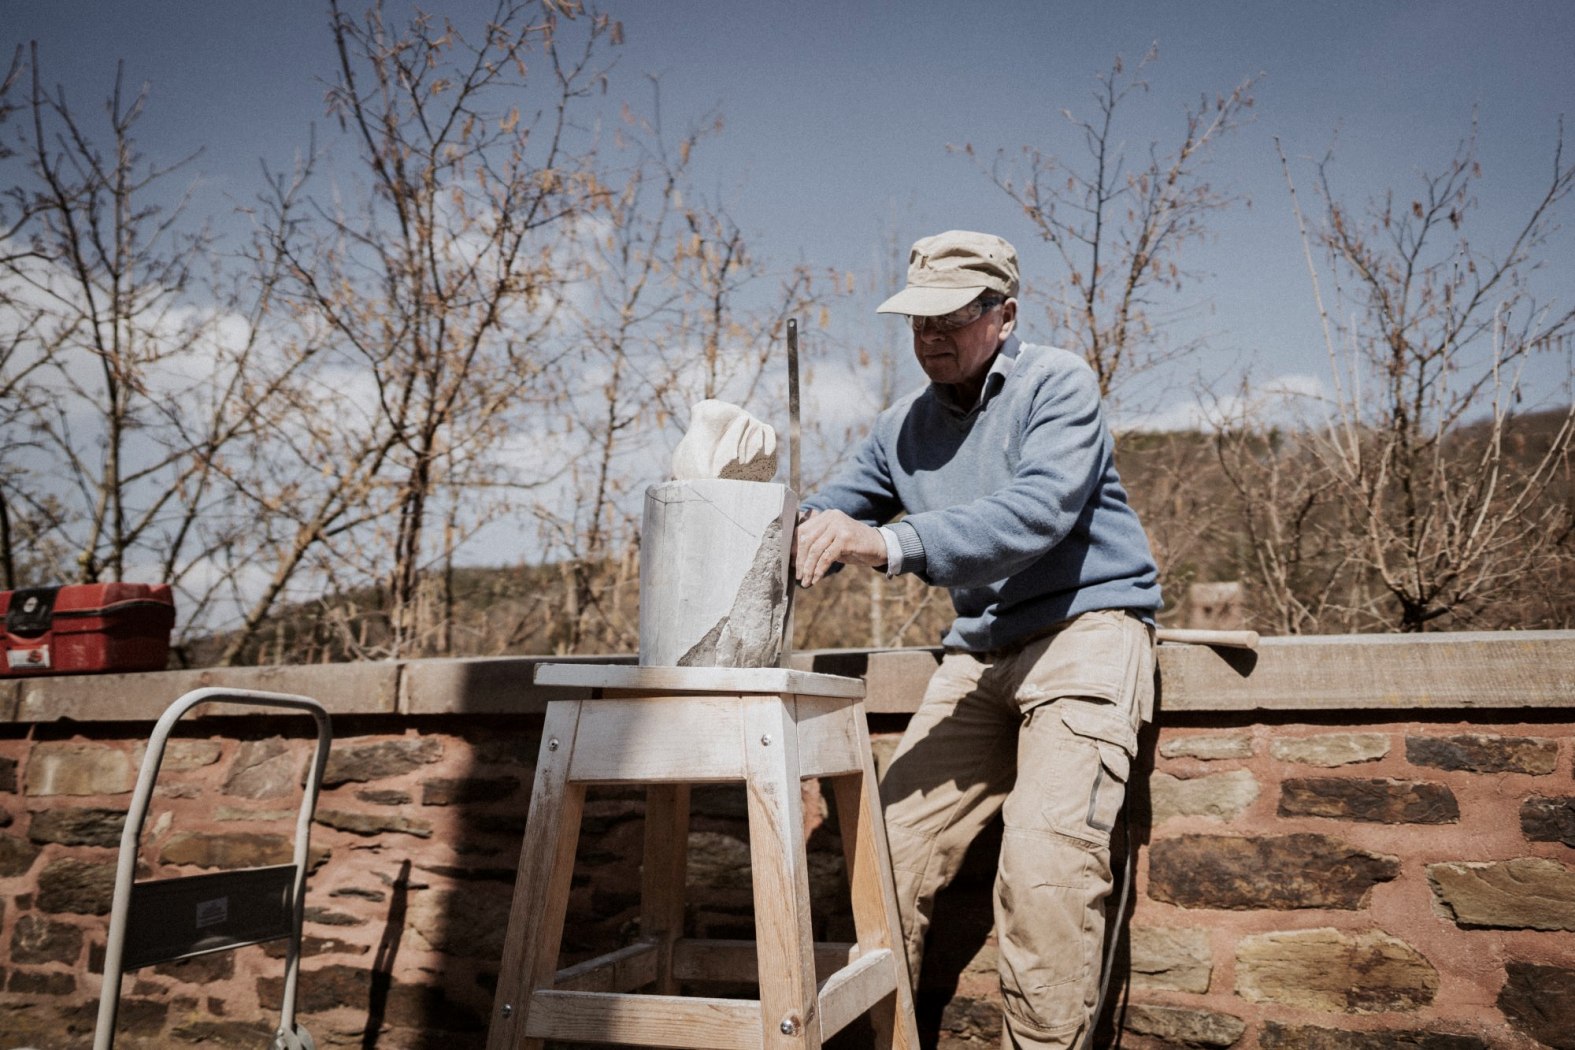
[36,857,116,914]
[406,883,514,959]
[357,788,413,806]
[1123,1004,1245,1047]
[161,738,223,771]
[1151,769,1259,823]
[1270,733,1390,767]
[1235,928,1438,1012]
[1129,925,1211,993]
[1405,733,1557,775]
[1259,1021,1488,1049]
[421,775,521,806]
[223,737,302,800]
[1278,777,1459,824]
[315,808,433,838]
[0,754,17,792]
[27,806,129,846]
[1159,732,1254,761]
[1148,833,1399,910]
[1427,857,1575,930]
[258,963,484,1031]
[1499,962,1575,1049]
[10,913,84,965]
[323,737,443,785]
[0,832,41,877]
[153,951,235,983]
[1521,796,1575,846]
[8,969,77,995]
[25,743,134,796]
[169,1019,279,1046]
[159,830,293,869]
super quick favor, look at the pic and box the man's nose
[914,320,945,342]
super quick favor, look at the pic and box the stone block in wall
[27,806,130,846]
[323,737,443,785]
[1278,778,1459,824]
[168,1018,279,1046]
[1235,928,1438,1012]
[1427,857,1575,931]
[10,912,83,964]
[421,775,522,806]
[161,738,223,771]
[1150,769,1259,823]
[1498,962,1575,1050]
[0,831,41,876]
[1405,733,1558,775]
[8,969,77,995]
[25,742,135,796]
[36,857,116,914]
[223,737,302,800]
[160,830,305,870]
[1269,733,1390,767]
[1123,1004,1245,1047]
[315,808,433,838]
[357,788,413,806]
[1159,733,1254,761]
[1148,834,1399,910]
[0,754,17,792]
[1521,796,1575,846]
[1258,1021,1488,1049]
[1128,925,1211,993]
[406,883,514,960]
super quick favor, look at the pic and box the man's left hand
[794,509,887,587]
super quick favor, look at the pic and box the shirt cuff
[880,521,926,579]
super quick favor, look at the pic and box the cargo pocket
[1056,700,1134,843]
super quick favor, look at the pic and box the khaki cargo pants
[878,609,1155,1050]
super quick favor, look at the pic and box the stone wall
[0,634,1572,1049]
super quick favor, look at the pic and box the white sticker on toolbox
[195,896,229,929]
[6,646,49,669]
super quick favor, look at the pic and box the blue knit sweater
[804,336,1161,651]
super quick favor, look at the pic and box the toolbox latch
[6,586,61,637]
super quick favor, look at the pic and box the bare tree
[965,47,1257,404]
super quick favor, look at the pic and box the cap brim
[875,284,986,316]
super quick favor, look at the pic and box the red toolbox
[2,583,176,677]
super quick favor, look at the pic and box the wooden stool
[486,664,918,1050]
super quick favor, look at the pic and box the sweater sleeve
[901,360,1107,588]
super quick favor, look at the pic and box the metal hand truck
[93,688,333,1050]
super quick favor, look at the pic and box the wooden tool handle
[1155,628,1260,651]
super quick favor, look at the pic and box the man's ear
[999,297,1018,340]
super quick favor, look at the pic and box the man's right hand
[794,509,887,588]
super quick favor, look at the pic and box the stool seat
[486,665,918,1050]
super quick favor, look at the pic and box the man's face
[911,295,1017,389]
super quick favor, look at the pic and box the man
[795,230,1160,1049]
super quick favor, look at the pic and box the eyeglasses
[908,295,1005,334]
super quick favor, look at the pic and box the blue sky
[9,0,1575,422]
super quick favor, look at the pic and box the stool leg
[641,783,690,994]
[488,700,586,1050]
[743,695,821,1049]
[830,700,919,1049]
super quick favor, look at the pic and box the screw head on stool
[779,1015,801,1035]
[760,733,773,746]
[547,738,559,751]
[500,1003,513,1019]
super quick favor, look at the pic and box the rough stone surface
[316,808,433,838]
[0,831,41,876]
[259,963,485,1032]
[420,775,521,806]
[323,737,443,785]
[1123,1004,1245,1047]
[1498,962,1575,1049]
[154,951,235,983]
[161,738,224,771]
[1270,732,1391,767]
[406,884,514,959]
[1151,769,1259,823]
[0,754,17,792]
[36,857,117,914]
[357,788,414,806]
[1278,777,1459,824]
[1160,733,1254,761]
[25,743,134,796]
[8,969,77,995]
[10,912,84,964]
[27,805,129,846]
[1405,733,1558,775]
[222,737,301,800]
[1236,928,1438,1013]
[1129,925,1212,993]
[1259,1022,1488,1049]
[1521,796,1575,846]
[1427,857,1575,930]
[1148,834,1400,910]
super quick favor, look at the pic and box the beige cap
[876,230,1020,316]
